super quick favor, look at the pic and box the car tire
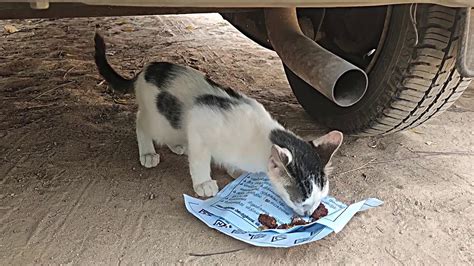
[285,4,472,135]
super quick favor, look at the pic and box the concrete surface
[0,14,473,264]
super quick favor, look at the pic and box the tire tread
[357,5,471,135]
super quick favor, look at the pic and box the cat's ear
[310,131,343,167]
[270,144,293,167]
[268,145,294,188]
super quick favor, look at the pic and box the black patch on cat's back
[195,94,237,110]
[205,76,220,88]
[205,76,242,99]
[145,62,178,88]
[222,86,242,99]
[156,91,182,129]
[270,129,325,198]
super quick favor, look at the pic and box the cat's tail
[94,33,135,93]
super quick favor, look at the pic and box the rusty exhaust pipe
[264,8,368,107]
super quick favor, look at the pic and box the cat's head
[267,130,343,216]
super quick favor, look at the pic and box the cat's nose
[303,205,315,216]
[303,203,319,216]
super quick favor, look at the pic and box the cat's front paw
[140,153,160,168]
[193,180,219,197]
[168,145,186,155]
[226,168,245,179]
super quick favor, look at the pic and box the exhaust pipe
[264,8,368,107]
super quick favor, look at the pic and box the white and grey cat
[94,33,343,216]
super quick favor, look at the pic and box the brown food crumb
[258,204,328,230]
[258,214,277,229]
[290,217,308,226]
[311,203,328,221]
[276,224,292,229]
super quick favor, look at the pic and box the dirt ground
[1,14,473,264]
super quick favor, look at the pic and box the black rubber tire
[286,4,472,135]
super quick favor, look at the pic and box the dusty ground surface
[1,14,473,265]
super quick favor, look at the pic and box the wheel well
[223,7,389,71]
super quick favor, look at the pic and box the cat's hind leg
[136,111,160,168]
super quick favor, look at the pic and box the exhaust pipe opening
[333,69,368,107]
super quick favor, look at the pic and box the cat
[94,33,343,216]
